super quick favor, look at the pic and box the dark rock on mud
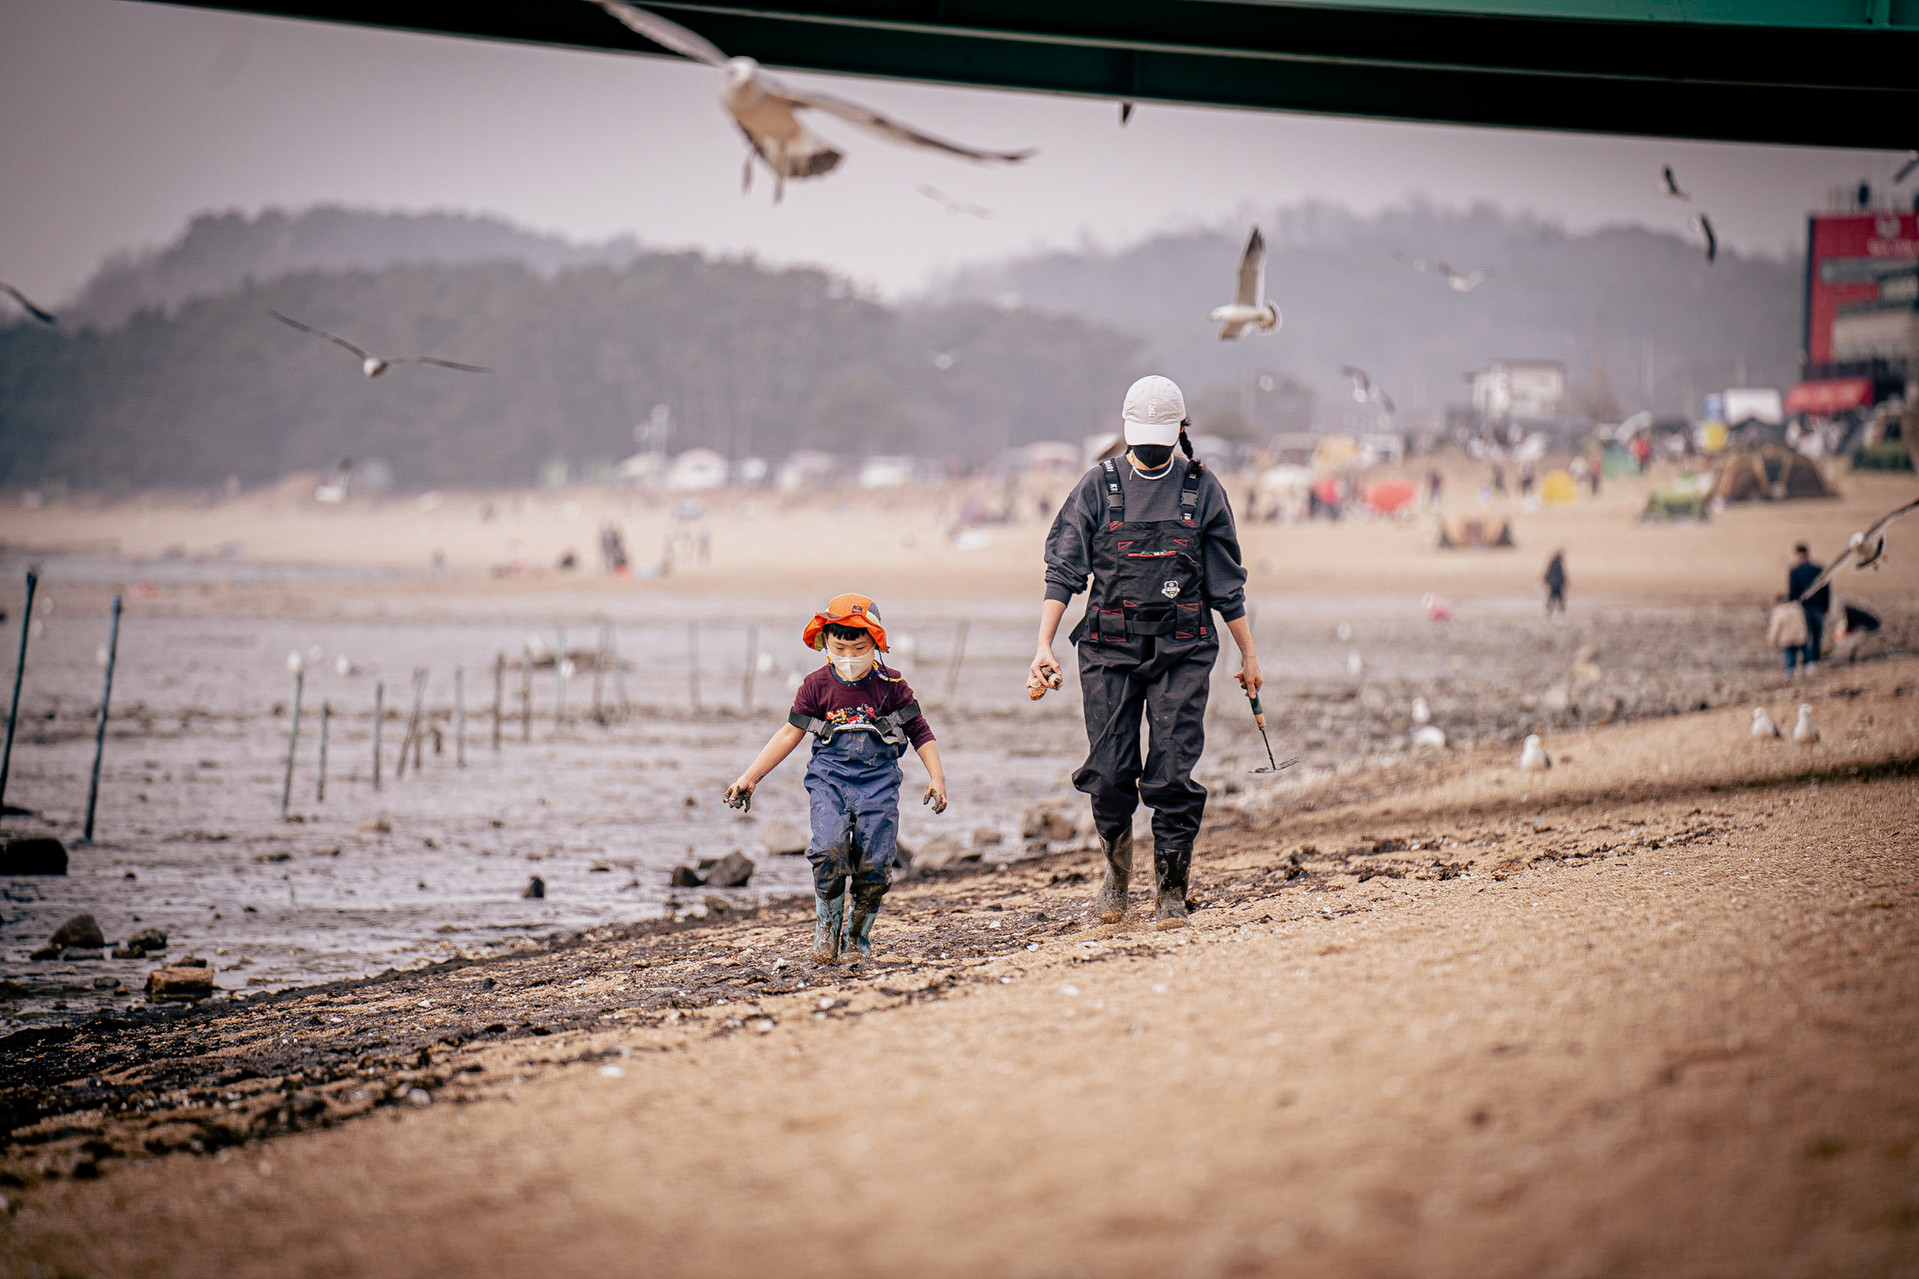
[50,914,106,950]
[669,866,704,888]
[702,851,755,889]
[523,876,545,900]
[0,836,67,875]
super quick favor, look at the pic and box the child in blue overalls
[725,593,947,963]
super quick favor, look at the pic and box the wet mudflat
[0,564,1910,1025]
[0,656,1914,1276]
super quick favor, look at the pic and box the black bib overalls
[1067,458,1219,851]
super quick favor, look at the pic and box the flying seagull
[918,184,991,219]
[1120,101,1134,125]
[1341,365,1395,414]
[1208,227,1281,340]
[1659,165,1691,201]
[1,282,56,326]
[1802,496,1919,597]
[1691,212,1717,263]
[1434,262,1488,293]
[585,0,1034,202]
[271,311,489,378]
[1895,151,1919,184]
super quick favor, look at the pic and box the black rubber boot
[1153,847,1192,929]
[1091,827,1133,923]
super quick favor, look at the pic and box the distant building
[1798,203,1917,411]
[666,448,729,491]
[1469,362,1566,429]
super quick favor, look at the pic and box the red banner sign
[1806,212,1919,366]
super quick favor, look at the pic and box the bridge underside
[159,1,1915,148]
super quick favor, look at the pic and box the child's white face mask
[828,651,876,681]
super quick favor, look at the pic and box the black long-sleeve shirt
[1042,460,1248,623]
[1788,561,1830,612]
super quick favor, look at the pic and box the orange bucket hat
[803,592,888,652]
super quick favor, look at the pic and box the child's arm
[916,740,948,814]
[724,724,807,810]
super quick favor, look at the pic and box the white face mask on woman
[828,651,876,681]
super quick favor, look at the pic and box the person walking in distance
[1787,542,1829,670]
[1543,550,1568,617]
[1028,375,1260,928]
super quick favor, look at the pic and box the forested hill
[0,253,1141,490]
[940,202,1806,428]
[66,207,644,331]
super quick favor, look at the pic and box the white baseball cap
[1121,375,1187,447]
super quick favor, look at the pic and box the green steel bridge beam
[158,1,1916,148]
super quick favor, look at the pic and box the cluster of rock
[22,911,211,1001]
[669,850,755,888]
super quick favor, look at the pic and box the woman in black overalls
[1029,375,1262,927]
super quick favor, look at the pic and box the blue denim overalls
[802,713,905,898]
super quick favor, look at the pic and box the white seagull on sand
[1520,734,1551,771]
[1412,696,1432,725]
[1750,706,1780,739]
[1341,366,1395,414]
[1208,227,1281,340]
[585,0,1033,202]
[271,312,488,378]
[1802,497,1919,597]
[1,282,56,326]
[1792,705,1819,745]
[1410,725,1446,750]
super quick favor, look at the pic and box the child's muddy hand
[723,780,755,812]
[923,781,948,815]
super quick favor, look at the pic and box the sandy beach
[0,465,1914,1276]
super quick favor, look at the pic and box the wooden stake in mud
[591,622,607,725]
[372,682,384,791]
[742,623,758,713]
[280,669,304,819]
[555,626,568,729]
[397,668,426,779]
[944,619,970,707]
[0,569,39,815]
[316,699,330,802]
[520,655,532,743]
[609,623,629,713]
[454,667,466,768]
[81,594,122,843]
[688,620,701,712]
[491,651,504,752]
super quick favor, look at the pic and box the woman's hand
[722,778,755,812]
[1234,651,1263,700]
[922,778,948,814]
[1028,645,1063,697]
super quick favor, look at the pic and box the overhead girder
[156,1,1917,148]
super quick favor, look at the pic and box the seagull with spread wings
[918,184,991,219]
[1208,227,1281,340]
[1,283,56,326]
[1341,365,1395,414]
[1434,262,1488,293]
[585,0,1033,202]
[1802,497,1919,597]
[271,311,489,378]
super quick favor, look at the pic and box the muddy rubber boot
[1153,847,1192,929]
[846,884,886,959]
[812,892,845,964]
[1091,828,1133,923]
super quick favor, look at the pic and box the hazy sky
[1,0,1909,307]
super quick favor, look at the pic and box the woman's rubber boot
[1091,828,1133,923]
[846,884,886,959]
[1153,847,1192,929]
[812,892,845,964]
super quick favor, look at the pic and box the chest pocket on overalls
[1080,459,1212,647]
